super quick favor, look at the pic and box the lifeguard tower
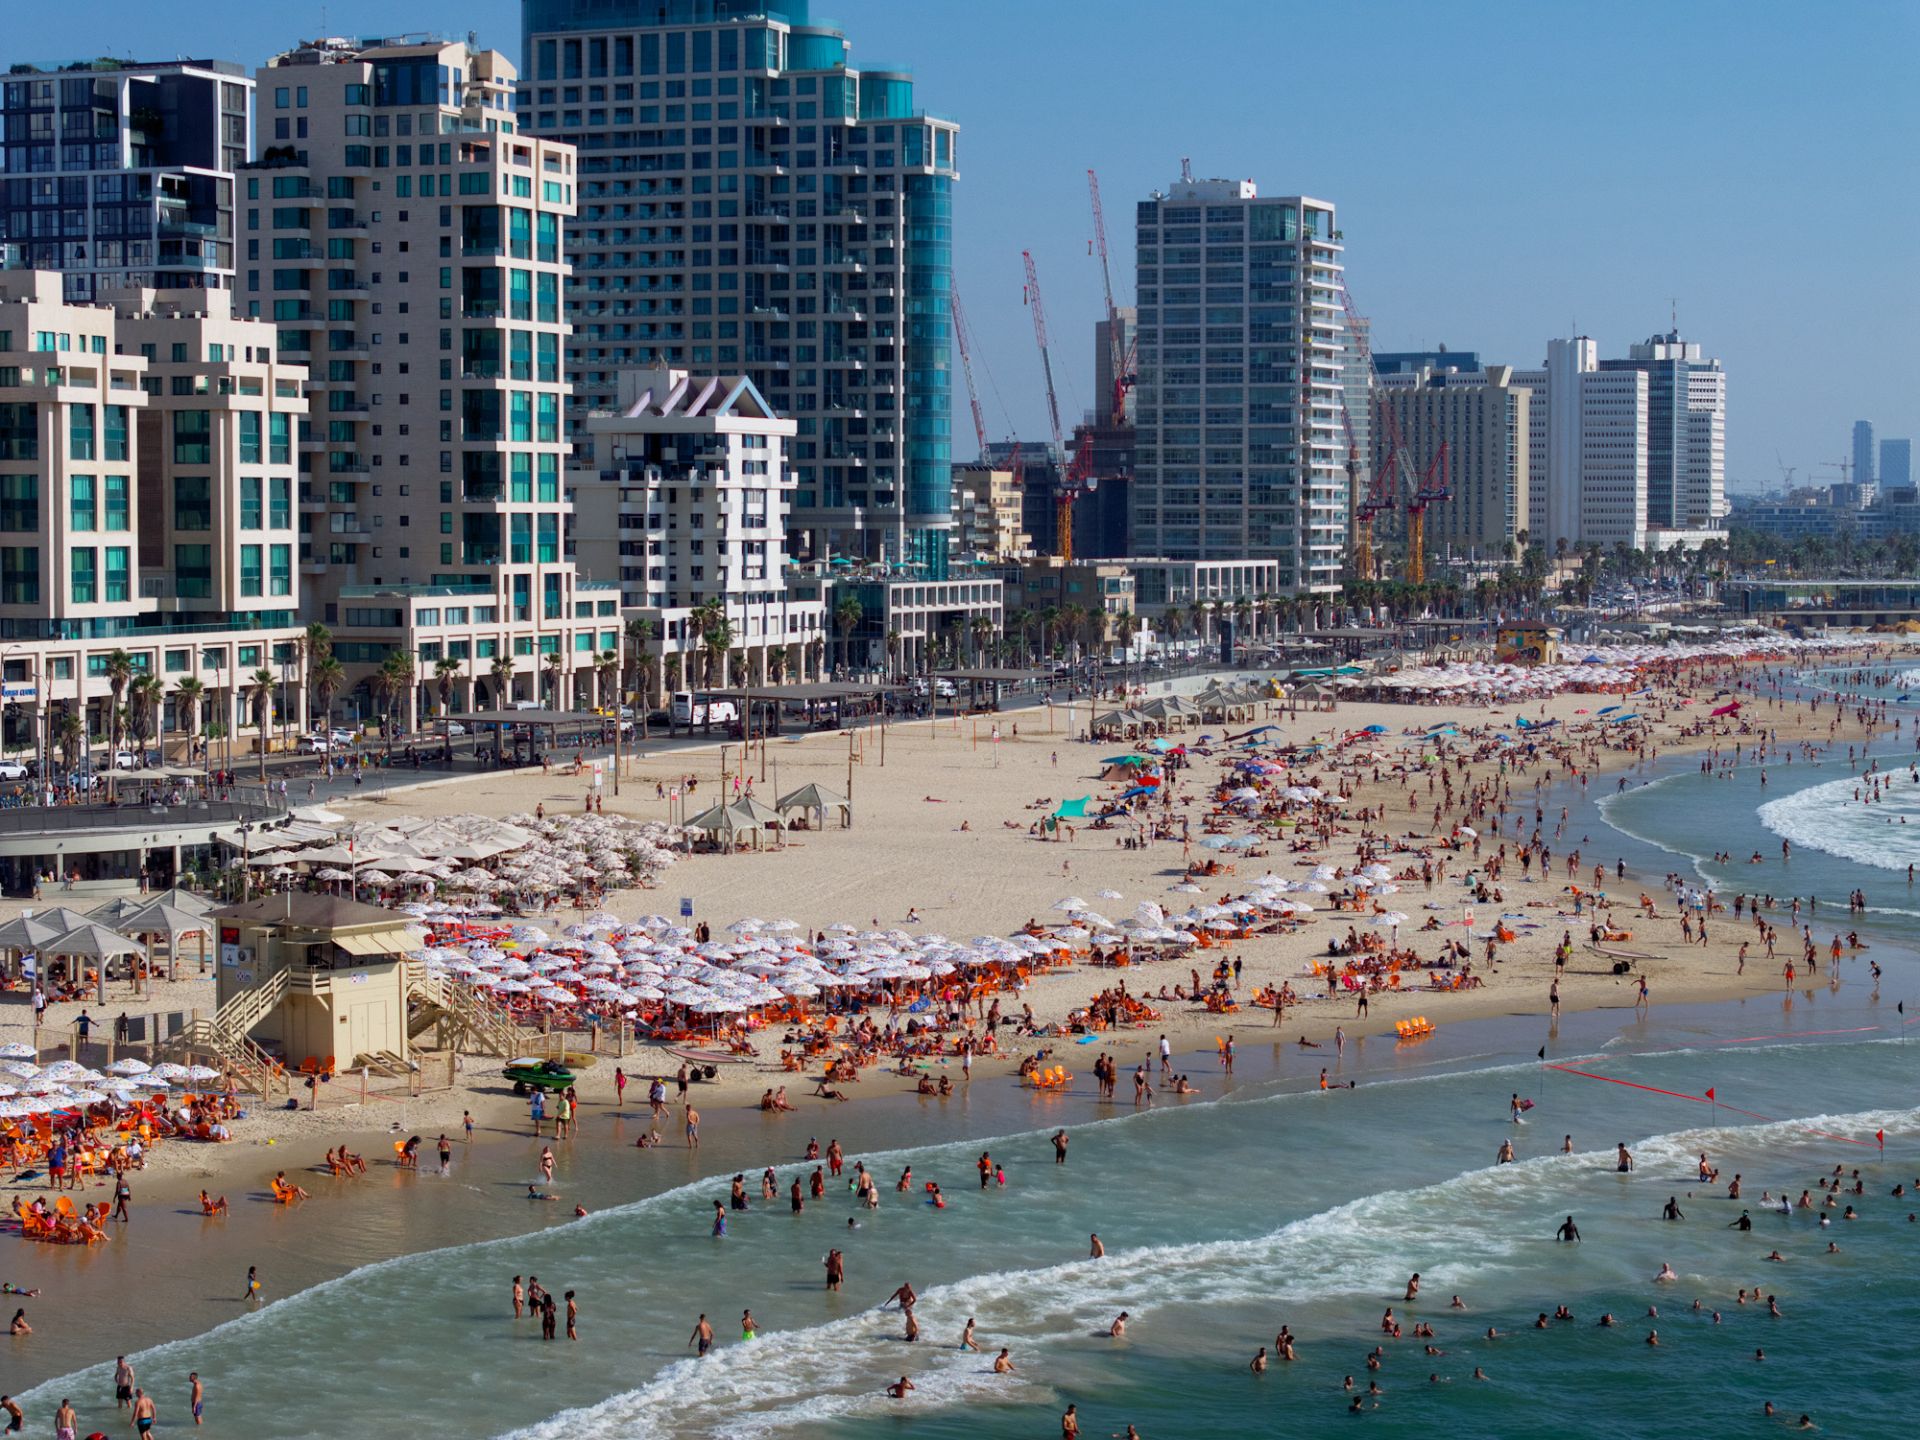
[1494,623,1562,665]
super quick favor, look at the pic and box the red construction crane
[949,281,989,461]
[1022,249,1091,562]
[1339,283,1396,580]
[1087,168,1137,425]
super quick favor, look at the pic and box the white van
[670,692,740,727]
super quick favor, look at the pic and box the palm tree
[247,667,275,779]
[310,655,345,734]
[380,650,416,755]
[832,596,863,676]
[541,650,565,709]
[701,614,734,688]
[434,656,462,761]
[489,653,516,709]
[624,616,655,716]
[594,649,619,711]
[56,708,83,771]
[172,676,205,767]
[968,615,994,666]
[103,647,134,765]
[127,674,163,760]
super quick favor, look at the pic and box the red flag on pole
[1704,1088,1715,1100]
[1877,1129,1886,1151]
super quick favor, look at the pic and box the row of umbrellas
[0,1049,222,1118]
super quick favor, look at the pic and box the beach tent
[775,782,852,829]
[1053,797,1093,819]
[45,922,145,1003]
[0,914,66,983]
[117,899,216,984]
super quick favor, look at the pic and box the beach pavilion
[775,781,853,829]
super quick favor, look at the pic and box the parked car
[434,720,468,736]
[297,735,332,754]
[328,727,357,746]
[0,760,27,781]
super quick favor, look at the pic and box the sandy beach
[8,656,1899,1163]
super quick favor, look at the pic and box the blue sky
[19,0,1917,491]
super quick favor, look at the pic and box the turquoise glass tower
[520,0,958,572]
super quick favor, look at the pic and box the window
[0,474,35,531]
[70,546,96,604]
[104,474,129,531]
[173,410,212,465]
[238,410,262,463]
[171,545,211,602]
[0,546,38,605]
[104,546,129,604]
[269,412,291,464]
[69,473,95,531]
[240,476,263,529]
[174,475,212,531]
[69,404,94,460]
[270,544,290,597]
[239,544,263,597]
[270,476,292,528]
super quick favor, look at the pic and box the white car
[435,720,468,736]
[328,728,357,746]
[0,760,26,780]
[297,735,331,754]
[112,750,142,770]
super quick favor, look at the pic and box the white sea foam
[1758,770,1920,871]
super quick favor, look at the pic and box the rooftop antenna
[1179,156,1192,183]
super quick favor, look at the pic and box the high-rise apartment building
[1373,364,1531,561]
[1880,438,1912,489]
[0,60,249,301]
[0,268,307,765]
[242,36,619,726]
[1852,419,1876,487]
[1131,175,1348,589]
[1601,331,1726,532]
[518,0,961,571]
[1513,339,1649,552]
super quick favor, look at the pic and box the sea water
[16,994,1914,1440]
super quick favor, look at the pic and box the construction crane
[1775,450,1797,491]
[1404,443,1452,587]
[1022,249,1091,562]
[1338,282,1397,580]
[949,281,989,461]
[1087,168,1137,425]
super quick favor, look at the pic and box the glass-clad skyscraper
[520,0,959,571]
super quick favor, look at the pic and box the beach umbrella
[0,1042,35,1061]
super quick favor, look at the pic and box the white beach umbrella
[0,1042,35,1061]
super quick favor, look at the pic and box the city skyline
[5,0,1914,496]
